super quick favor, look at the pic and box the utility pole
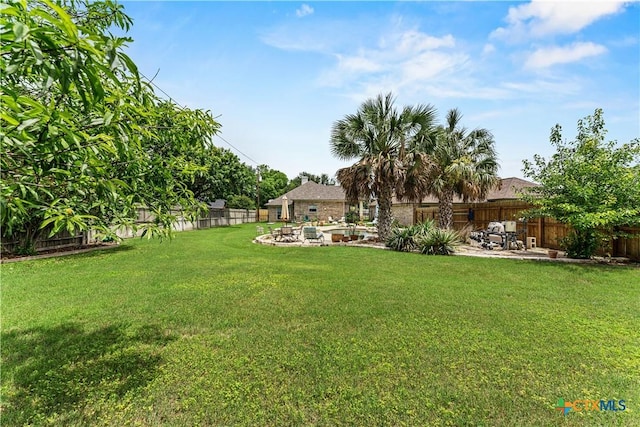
[255,170,260,222]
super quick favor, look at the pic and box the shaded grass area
[2,224,639,426]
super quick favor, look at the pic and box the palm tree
[330,93,438,240]
[427,108,499,229]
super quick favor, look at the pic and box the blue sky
[120,1,639,181]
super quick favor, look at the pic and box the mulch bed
[1,243,118,263]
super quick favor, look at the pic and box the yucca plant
[385,227,417,252]
[385,221,436,252]
[413,219,436,236]
[418,227,461,255]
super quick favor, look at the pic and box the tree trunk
[438,190,454,229]
[377,185,394,241]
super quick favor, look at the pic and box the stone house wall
[294,201,345,222]
[391,204,414,226]
[268,201,346,223]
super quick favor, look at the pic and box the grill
[470,221,525,250]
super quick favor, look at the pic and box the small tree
[522,109,640,258]
[1,0,220,252]
[227,195,255,210]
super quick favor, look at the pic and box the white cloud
[313,27,467,96]
[336,53,382,73]
[491,0,628,41]
[400,51,468,83]
[393,31,455,53]
[501,78,582,96]
[524,42,608,69]
[482,43,496,55]
[296,4,314,18]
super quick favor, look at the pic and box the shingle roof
[266,181,346,206]
[487,177,538,201]
[395,177,538,204]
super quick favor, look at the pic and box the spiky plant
[418,227,461,255]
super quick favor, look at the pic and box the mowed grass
[2,224,639,426]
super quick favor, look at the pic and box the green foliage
[0,0,220,251]
[227,195,255,210]
[344,210,359,224]
[385,220,436,252]
[191,146,256,203]
[386,221,459,255]
[522,109,640,258]
[385,227,417,252]
[257,165,289,207]
[417,227,461,255]
[559,230,600,259]
[286,172,335,191]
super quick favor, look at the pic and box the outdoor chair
[303,226,324,244]
[280,226,295,242]
[268,226,280,241]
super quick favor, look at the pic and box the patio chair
[268,226,281,241]
[303,226,324,244]
[280,226,295,242]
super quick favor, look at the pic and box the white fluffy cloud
[296,4,314,18]
[524,42,608,69]
[368,30,459,75]
[492,0,628,40]
[317,29,467,97]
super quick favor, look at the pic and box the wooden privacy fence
[1,229,85,254]
[415,201,639,260]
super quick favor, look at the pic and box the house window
[308,205,317,213]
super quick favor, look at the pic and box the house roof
[395,177,538,204]
[207,199,226,209]
[266,181,346,206]
[487,177,538,201]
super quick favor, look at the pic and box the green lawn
[2,224,639,426]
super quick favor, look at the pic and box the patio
[253,224,628,264]
[254,224,380,247]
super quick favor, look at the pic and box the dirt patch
[1,244,119,263]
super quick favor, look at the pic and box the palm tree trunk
[438,190,454,229]
[377,185,394,240]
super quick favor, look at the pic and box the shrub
[417,228,461,255]
[227,195,255,210]
[559,230,599,259]
[385,227,417,252]
[385,221,436,252]
[414,220,436,236]
[345,211,359,224]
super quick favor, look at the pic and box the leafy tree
[1,0,220,252]
[522,109,640,258]
[227,195,255,210]
[425,108,499,229]
[190,146,256,203]
[257,165,288,207]
[131,100,221,228]
[330,93,438,240]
